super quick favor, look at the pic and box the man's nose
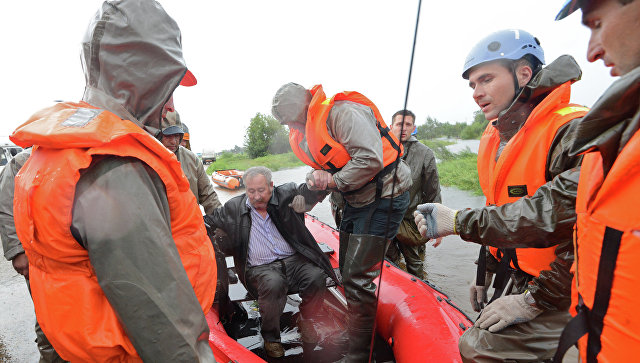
[473,85,484,102]
[586,32,604,63]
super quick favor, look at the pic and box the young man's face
[161,134,181,153]
[467,61,516,120]
[245,174,273,212]
[391,115,416,142]
[583,0,640,77]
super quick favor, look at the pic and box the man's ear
[516,64,533,88]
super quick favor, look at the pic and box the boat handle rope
[368,1,423,362]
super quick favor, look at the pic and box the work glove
[289,195,312,213]
[475,292,543,332]
[469,272,494,312]
[413,203,458,240]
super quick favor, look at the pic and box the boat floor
[221,271,395,362]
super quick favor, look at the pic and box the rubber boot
[342,234,389,362]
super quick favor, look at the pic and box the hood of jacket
[81,0,189,137]
[493,55,583,141]
[568,65,640,175]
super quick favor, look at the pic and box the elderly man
[204,166,338,358]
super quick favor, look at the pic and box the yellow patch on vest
[555,106,589,116]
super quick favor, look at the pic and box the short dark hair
[391,110,416,125]
[512,54,543,77]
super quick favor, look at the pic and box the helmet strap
[510,62,521,103]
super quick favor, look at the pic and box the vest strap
[476,246,487,287]
[488,248,521,304]
[552,226,623,363]
[377,123,401,152]
[552,295,589,362]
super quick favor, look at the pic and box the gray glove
[413,203,458,240]
[469,272,493,312]
[289,195,312,213]
[476,292,543,332]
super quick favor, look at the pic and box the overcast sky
[1,0,614,153]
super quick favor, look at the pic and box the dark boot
[342,234,388,363]
[35,320,67,363]
[385,240,402,266]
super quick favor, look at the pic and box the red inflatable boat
[205,214,473,362]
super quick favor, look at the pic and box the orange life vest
[11,102,216,362]
[289,84,402,173]
[477,82,588,277]
[566,129,640,362]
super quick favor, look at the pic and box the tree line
[415,111,488,140]
[240,111,489,159]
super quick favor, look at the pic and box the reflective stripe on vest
[289,84,402,173]
[554,129,640,362]
[11,102,216,362]
[477,81,588,278]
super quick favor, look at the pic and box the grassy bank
[206,140,482,196]
[206,152,304,174]
[421,140,482,196]
[436,150,482,195]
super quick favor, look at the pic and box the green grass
[207,141,482,196]
[435,150,483,195]
[206,152,304,174]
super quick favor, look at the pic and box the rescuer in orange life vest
[417,1,640,362]
[416,29,589,362]
[271,83,412,361]
[9,1,217,362]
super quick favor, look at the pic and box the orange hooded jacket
[11,102,216,362]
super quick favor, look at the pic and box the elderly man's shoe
[264,341,284,358]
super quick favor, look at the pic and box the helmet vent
[487,41,501,52]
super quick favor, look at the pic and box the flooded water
[445,139,480,154]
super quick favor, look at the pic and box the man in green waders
[416,29,588,362]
